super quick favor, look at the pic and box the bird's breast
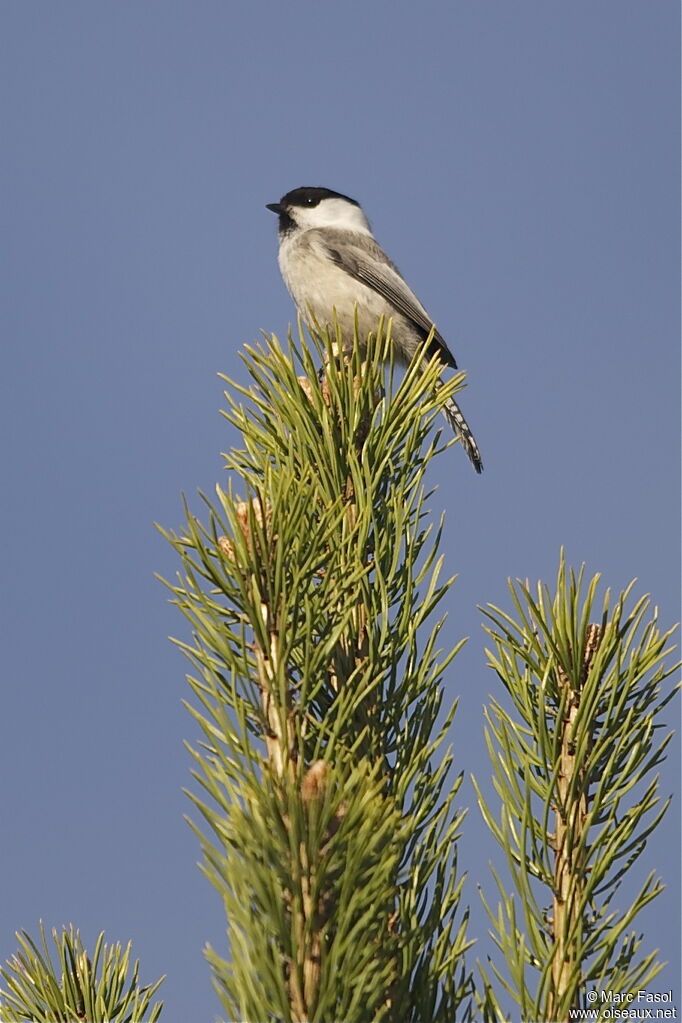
[279,234,393,344]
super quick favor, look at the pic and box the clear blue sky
[1,3,679,1020]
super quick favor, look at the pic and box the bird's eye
[305,197,316,206]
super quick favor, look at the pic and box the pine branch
[161,320,474,1022]
[474,551,679,1021]
[0,924,164,1023]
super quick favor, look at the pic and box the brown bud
[217,498,272,561]
[217,534,235,559]
[320,375,332,406]
[297,375,315,403]
[297,374,333,408]
[582,623,602,684]
[301,760,329,803]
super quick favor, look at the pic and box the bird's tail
[441,393,483,473]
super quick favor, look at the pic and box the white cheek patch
[294,198,372,234]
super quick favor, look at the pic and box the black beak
[266,202,283,214]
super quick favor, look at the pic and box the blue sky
[1,3,679,1020]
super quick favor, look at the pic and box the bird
[266,186,482,473]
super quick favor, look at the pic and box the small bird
[266,186,483,473]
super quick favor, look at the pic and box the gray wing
[317,228,458,370]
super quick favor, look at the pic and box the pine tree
[2,322,676,1023]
